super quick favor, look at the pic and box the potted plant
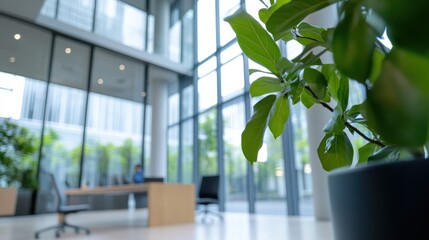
[0,119,38,216]
[225,0,429,239]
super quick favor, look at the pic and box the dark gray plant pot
[328,159,429,240]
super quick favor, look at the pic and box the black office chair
[34,174,91,239]
[143,177,165,183]
[196,175,223,222]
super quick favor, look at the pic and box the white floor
[0,209,334,240]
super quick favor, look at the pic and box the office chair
[143,177,165,183]
[34,174,91,239]
[196,175,223,222]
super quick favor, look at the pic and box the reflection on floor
[0,209,333,240]
[223,197,315,216]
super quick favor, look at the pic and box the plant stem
[304,86,385,148]
[259,0,268,8]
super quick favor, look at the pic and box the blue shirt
[133,170,144,183]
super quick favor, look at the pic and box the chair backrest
[49,173,67,209]
[144,177,164,183]
[198,175,220,199]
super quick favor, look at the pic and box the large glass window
[0,15,52,213]
[223,100,247,212]
[197,56,217,115]
[167,126,179,182]
[198,109,217,176]
[169,0,182,63]
[218,0,240,46]
[42,36,90,190]
[220,55,244,100]
[181,119,193,183]
[197,0,216,62]
[254,133,287,215]
[83,48,144,187]
[182,84,194,119]
[291,103,313,216]
[168,92,180,125]
[58,0,95,31]
[95,0,147,50]
[182,5,194,67]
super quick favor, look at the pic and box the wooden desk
[65,183,195,227]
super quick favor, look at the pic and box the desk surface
[65,183,153,195]
[65,183,195,227]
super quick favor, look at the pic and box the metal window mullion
[36,33,56,184]
[242,54,255,214]
[177,78,185,183]
[192,0,199,190]
[78,46,95,188]
[141,64,149,169]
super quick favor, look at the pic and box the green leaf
[225,10,281,75]
[262,0,292,24]
[346,103,363,120]
[317,132,354,171]
[323,105,345,134]
[366,54,429,147]
[241,95,277,164]
[332,2,376,82]
[358,143,379,164]
[388,47,429,95]
[363,0,429,54]
[337,76,349,111]
[290,79,305,104]
[281,30,295,43]
[301,88,316,108]
[295,22,326,45]
[266,0,341,40]
[368,49,385,83]
[269,94,290,138]
[249,68,273,75]
[303,68,327,100]
[250,76,283,97]
[276,57,294,74]
[258,9,270,23]
[291,42,325,64]
[368,146,400,162]
[326,70,339,100]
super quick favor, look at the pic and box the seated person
[132,164,144,184]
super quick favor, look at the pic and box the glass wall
[167,125,179,182]
[181,119,193,183]
[83,48,144,187]
[254,133,287,215]
[291,103,313,216]
[198,109,218,176]
[197,0,216,62]
[223,100,247,212]
[162,0,316,216]
[41,36,90,189]
[40,0,194,66]
[0,15,51,212]
[58,0,95,31]
[95,0,147,50]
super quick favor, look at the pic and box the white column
[304,5,338,221]
[149,79,169,178]
[153,0,170,57]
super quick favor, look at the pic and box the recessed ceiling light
[97,78,104,85]
[14,34,21,40]
[141,91,147,97]
[9,56,16,63]
[119,64,125,71]
[65,48,72,54]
